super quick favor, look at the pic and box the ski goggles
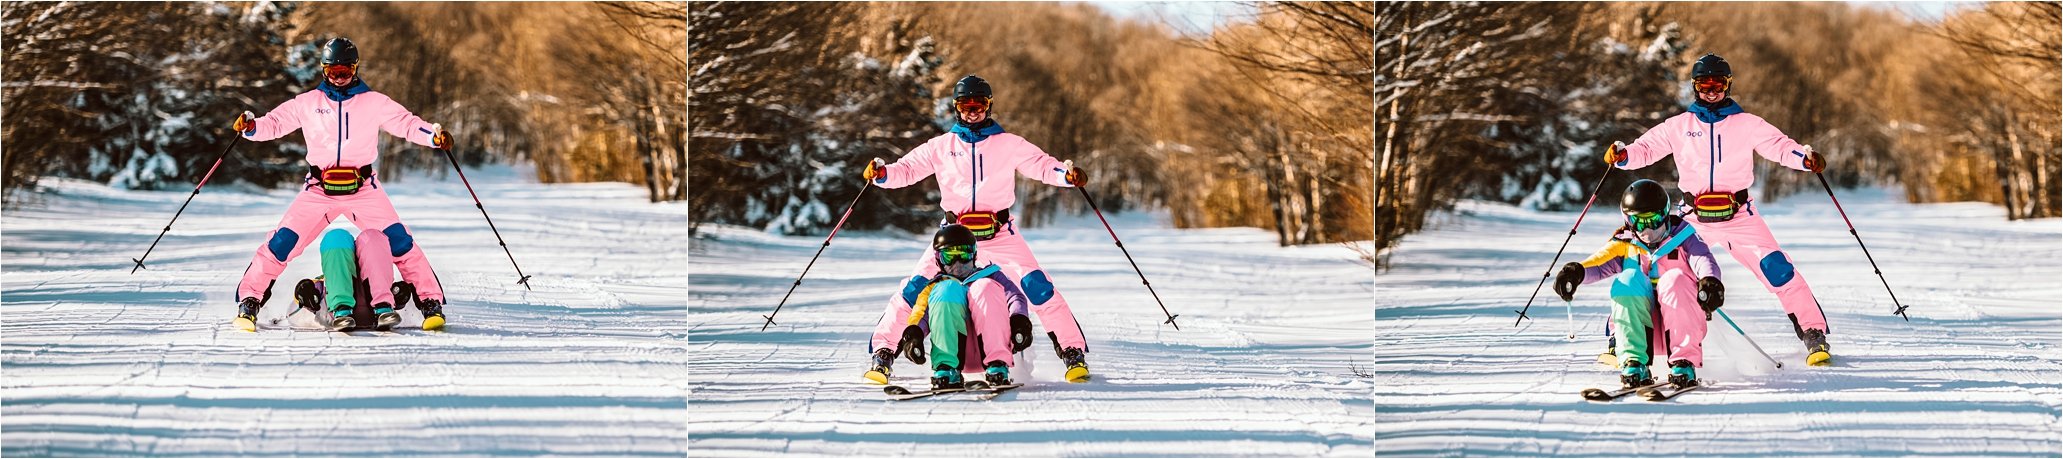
[1626,211,1665,232]
[1692,75,1729,94]
[324,63,357,81]
[954,96,991,114]
[937,244,976,265]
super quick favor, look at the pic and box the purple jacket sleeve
[1577,239,1632,285]
[1680,233,1722,281]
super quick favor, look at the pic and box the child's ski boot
[372,302,400,331]
[1667,359,1699,388]
[930,365,964,391]
[983,361,1011,386]
[1802,329,1831,366]
[862,348,895,385]
[1620,358,1653,388]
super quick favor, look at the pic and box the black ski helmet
[1691,53,1731,79]
[321,37,359,66]
[1622,179,1670,217]
[933,224,978,266]
[953,75,992,101]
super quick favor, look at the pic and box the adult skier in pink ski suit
[861,75,1095,384]
[228,37,452,331]
[1604,53,1833,365]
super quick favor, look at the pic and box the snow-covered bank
[2,175,688,456]
[1374,187,2062,456]
[688,210,1374,456]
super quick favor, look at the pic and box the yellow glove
[1604,141,1627,164]
[233,111,256,134]
[863,158,886,182]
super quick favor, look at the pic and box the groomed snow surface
[2,170,687,456]
[1375,187,2062,456]
[689,210,1374,456]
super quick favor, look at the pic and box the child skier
[289,228,420,331]
[861,74,1094,383]
[880,224,1034,390]
[228,37,450,331]
[1603,53,1832,365]
[1555,179,1727,389]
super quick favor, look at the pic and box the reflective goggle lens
[1628,211,1664,231]
[325,64,356,80]
[954,96,990,114]
[1693,76,1728,93]
[938,245,976,264]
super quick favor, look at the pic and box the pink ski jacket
[1616,101,1813,196]
[242,81,440,170]
[873,122,1074,214]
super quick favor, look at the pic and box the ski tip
[421,315,446,331]
[883,385,910,395]
[232,317,257,332]
[1064,367,1091,383]
[1806,351,1832,366]
[863,370,889,385]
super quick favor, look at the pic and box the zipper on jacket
[336,99,345,167]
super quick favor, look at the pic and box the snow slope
[688,210,1374,456]
[1374,187,2063,456]
[2,172,687,456]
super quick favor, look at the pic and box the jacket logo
[1686,131,1703,138]
[316,107,333,115]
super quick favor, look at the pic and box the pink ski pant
[872,224,1085,362]
[1684,210,1827,336]
[238,184,443,303]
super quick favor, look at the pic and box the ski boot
[862,348,895,385]
[1802,328,1831,366]
[984,360,1011,386]
[327,302,356,330]
[1057,346,1091,383]
[234,297,264,332]
[930,364,964,391]
[1620,358,1653,389]
[1597,336,1617,367]
[418,298,446,331]
[372,302,400,331]
[1667,359,1699,388]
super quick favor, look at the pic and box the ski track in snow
[688,211,1374,457]
[1374,187,2063,456]
[2,174,688,456]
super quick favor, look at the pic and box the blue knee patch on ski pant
[1021,270,1055,305]
[267,228,300,262]
[320,229,356,252]
[1761,251,1796,287]
[899,275,929,306]
[382,223,414,257]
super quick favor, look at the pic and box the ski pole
[1814,172,1909,321]
[1075,185,1181,330]
[1516,166,1613,326]
[1715,309,1783,369]
[437,141,532,290]
[132,136,242,273]
[762,184,869,331]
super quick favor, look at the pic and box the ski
[883,384,966,401]
[1638,383,1702,401]
[1581,381,1671,402]
[968,382,1024,401]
